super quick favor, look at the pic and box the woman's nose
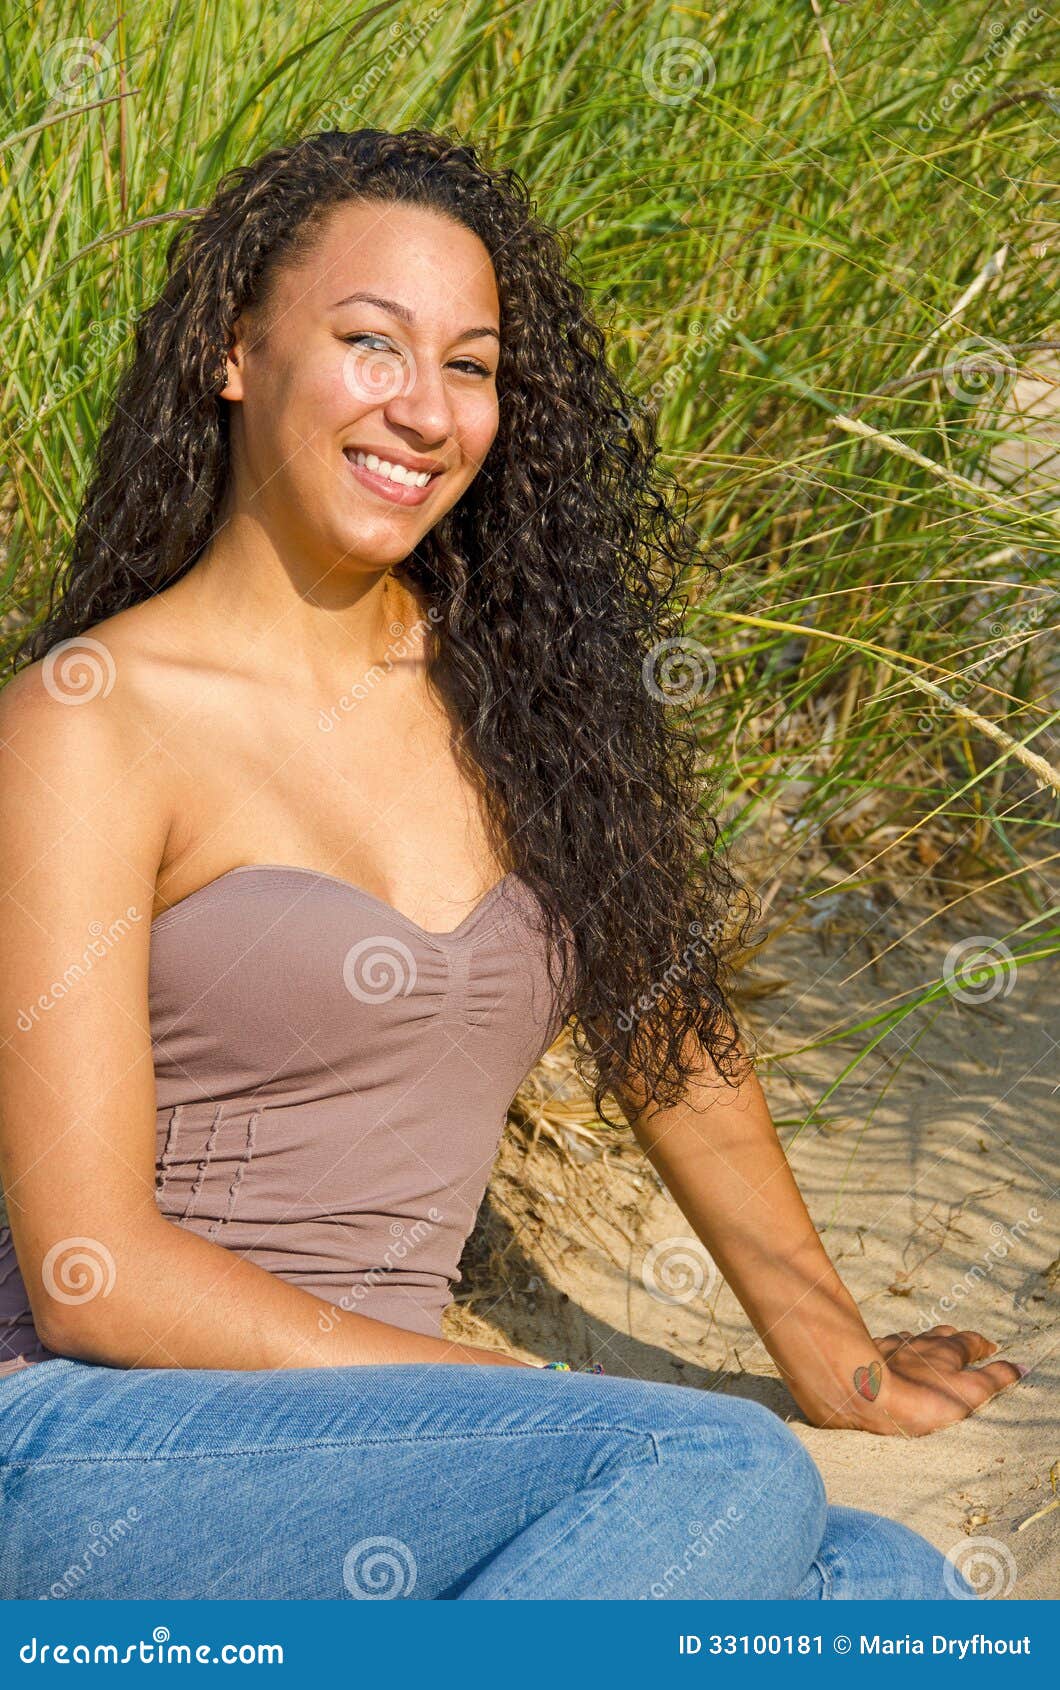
[382,355,455,445]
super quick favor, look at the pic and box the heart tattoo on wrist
[854,1360,884,1401]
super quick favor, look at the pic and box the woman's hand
[822,1325,1027,1438]
[614,1043,1030,1440]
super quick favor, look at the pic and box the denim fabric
[0,1357,978,1601]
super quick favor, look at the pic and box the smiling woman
[201,213,502,584]
[0,127,1001,1601]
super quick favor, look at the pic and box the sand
[446,899,1059,1600]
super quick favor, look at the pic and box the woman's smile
[342,445,445,507]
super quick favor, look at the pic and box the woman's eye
[342,335,490,377]
[344,333,403,356]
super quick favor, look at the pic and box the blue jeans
[0,1357,977,1601]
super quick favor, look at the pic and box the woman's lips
[343,451,439,507]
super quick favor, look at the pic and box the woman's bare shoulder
[0,597,207,847]
[2,594,211,749]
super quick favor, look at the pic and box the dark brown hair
[14,126,758,1125]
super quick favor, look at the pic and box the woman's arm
[0,665,528,1373]
[29,1213,530,1371]
[599,1019,1024,1435]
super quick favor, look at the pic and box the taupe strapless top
[0,865,574,1375]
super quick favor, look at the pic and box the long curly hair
[13,125,759,1127]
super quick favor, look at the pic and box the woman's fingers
[873,1331,913,1350]
[871,1327,1007,1371]
[919,1324,1000,1365]
[955,1329,999,1361]
[925,1324,998,1354]
[921,1328,999,1367]
[943,1358,1025,1409]
[947,1330,1002,1367]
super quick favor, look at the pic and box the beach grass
[1,0,1057,1103]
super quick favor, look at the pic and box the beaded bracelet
[543,1359,606,1373]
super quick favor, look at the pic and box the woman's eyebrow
[328,290,500,344]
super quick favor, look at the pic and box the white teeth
[349,451,432,489]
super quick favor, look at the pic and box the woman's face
[220,198,501,575]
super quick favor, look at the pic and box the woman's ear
[219,314,250,401]
[219,350,243,401]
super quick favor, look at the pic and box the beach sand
[447,902,1059,1600]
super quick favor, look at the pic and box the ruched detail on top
[0,866,575,1372]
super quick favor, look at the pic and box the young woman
[0,128,1020,1601]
